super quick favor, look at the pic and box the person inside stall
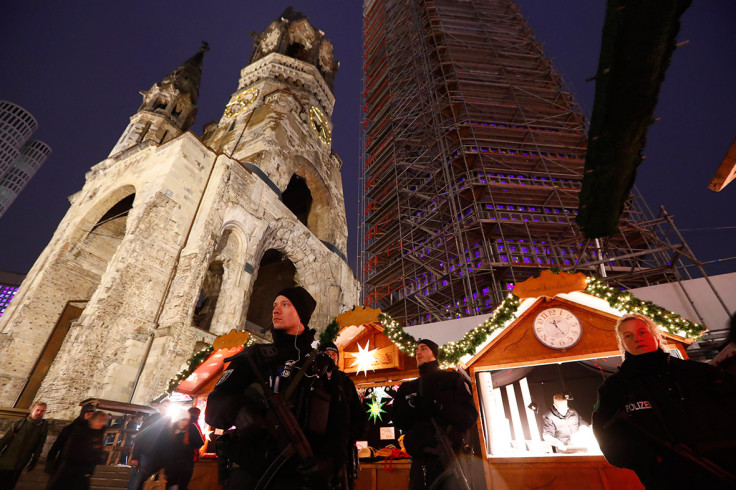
[542,394,588,453]
[593,313,736,489]
[393,339,477,490]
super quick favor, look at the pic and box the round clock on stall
[532,307,582,350]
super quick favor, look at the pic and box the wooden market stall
[460,271,695,490]
[333,307,419,490]
[78,398,156,465]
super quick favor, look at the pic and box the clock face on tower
[223,88,259,119]
[309,105,331,145]
[533,307,582,350]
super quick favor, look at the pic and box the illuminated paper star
[202,426,213,441]
[367,398,386,423]
[351,341,378,376]
[372,386,390,401]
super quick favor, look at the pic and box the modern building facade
[360,0,689,326]
[0,271,25,318]
[0,101,51,218]
[0,10,358,416]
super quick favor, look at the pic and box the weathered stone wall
[133,153,359,405]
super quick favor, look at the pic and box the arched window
[193,261,224,331]
[153,98,168,111]
[281,174,312,227]
[285,42,308,61]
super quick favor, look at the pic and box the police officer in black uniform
[318,342,368,489]
[205,287,348,489]
[393,339,478,490]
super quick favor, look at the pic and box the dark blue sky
[1,1,735,279]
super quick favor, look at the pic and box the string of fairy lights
[380,293,521,367]
[162,274,704,395]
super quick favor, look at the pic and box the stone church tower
[0,9,359,417]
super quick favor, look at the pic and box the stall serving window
[476,357,621,457]
[355,384,403,458]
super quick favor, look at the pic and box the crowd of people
[0,398,205,490]
[1,289,734,490]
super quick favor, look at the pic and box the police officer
[318,342,367,489]
[393,339,477,490]
[205,287,348,489]
[593,314,736,488]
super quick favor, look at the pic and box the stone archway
[12,189,136,407]
[192,227,243,333]
[288,157,339,248]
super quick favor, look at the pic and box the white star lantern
[351,341,378,376]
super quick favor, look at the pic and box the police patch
[216,369,233,386]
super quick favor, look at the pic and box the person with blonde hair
[593,314,736,488]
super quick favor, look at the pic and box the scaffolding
[360,0,694,326]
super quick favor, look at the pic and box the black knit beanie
[275,286,317,326]
[417,338,439,359]
[319,341,339,358]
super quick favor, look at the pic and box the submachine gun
[430,417,472,490]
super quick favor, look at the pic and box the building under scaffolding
[360,0,698,326]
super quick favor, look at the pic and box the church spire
[108,43,207,157]
[158,42,208,109]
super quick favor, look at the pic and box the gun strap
[283,349,319,402]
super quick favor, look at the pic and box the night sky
[1,1,735,281]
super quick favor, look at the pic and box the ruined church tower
[0,9,359,416]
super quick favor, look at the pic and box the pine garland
[380,293,521,366]
[584,276,704,338]
[319,318,339,346]
[165,345,214,394]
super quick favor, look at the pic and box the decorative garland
[165,345,214,394]
[379,274,704,367]
[584,276,704,338]
[381,293,521,366]
[319,318,339,346]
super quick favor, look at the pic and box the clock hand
[550,319,565,335]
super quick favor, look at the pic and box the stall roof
[79,398,156,415]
